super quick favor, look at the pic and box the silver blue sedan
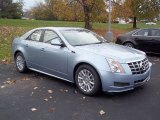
[12,27,152,95]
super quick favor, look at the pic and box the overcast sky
[13,0,44,10]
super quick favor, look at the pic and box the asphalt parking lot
[0,56,160,120]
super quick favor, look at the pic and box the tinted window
[43,30,59,43]
[151,29,160,36]
[135,29,149,36]
[29,30,42,41]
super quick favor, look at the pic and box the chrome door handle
[25,44,29,47]
[40,48,45,52]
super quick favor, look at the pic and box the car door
[150,29,160,53]
[24,29,44,70]
[39,30,69,78]
[132,29,153,52]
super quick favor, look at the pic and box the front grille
[128,58,149,75]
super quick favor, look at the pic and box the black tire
[123,42,134,48]
[75,64,101,96]
[15,52,28,73]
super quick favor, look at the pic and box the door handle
[40,48,45,52]
[134,38,138,40]
[25,44,29,47]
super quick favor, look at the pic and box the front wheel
[75,65,101,96]
[15,52,28,73]
[124,42,134,48]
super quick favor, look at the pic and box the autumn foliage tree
[112,0,160,28]
[76,0,107,29]
[30,0,107,29]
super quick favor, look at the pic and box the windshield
[60,29,106,46]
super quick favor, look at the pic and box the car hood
[75,43,146,63]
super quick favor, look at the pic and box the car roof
[139,28,160,30]
[33,27,85,31]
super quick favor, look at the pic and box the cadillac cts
[12,27,152,95]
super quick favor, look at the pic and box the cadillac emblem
[139,62,145,70]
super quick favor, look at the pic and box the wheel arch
[14,50,23,60]
[73,62,102,85]
[122,41,135,47]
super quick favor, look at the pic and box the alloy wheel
[77,69,95,92]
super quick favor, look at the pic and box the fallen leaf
[30,92,34,96]
[64,89,68,92]
[1,86,5,88]
[22,77,30,81]
[74,90,78,94]
[5,80,16,84]
[49,108,55,112]
[44,98,48,101]
[33,87,38,90]
[99,110,106,115]
[31,108,37,112]
[48,90,53,94]
[2,59,6,62]
[82,97,86,100]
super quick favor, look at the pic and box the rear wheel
[124,42,134,48]
[75,64,101,96]
[15,52,28,73]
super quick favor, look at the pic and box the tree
[30,0,107,28]
[30,2,53,20]
[112,0,131,22]
[0,0,23,19]
[124,0,160,28]
[76,0,106,29]
[112,0,160,28]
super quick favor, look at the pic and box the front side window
[29,30,42,41]
[43,30,59,43]
[134,29,149,36]
[150,29,160,36]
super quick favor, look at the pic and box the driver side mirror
[50,38,65,47]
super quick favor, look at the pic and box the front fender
[67,50,110,82]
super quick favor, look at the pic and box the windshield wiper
[74,42,105,46]
[91,41,104,44]
[74,44,91,46]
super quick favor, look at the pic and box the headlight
[107,59,125,73]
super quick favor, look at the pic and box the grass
[0,19,159,30]
[0,19,159,62]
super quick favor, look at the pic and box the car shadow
[25,68,150,99]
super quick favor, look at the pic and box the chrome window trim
[131,29,149,37]
[132,29,160,37]
[25,29,44,42]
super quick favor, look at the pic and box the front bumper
[100,63,152,93]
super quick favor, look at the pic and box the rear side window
[134,29,149,36]
[27,30,42,42]
[150,29,160,36]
